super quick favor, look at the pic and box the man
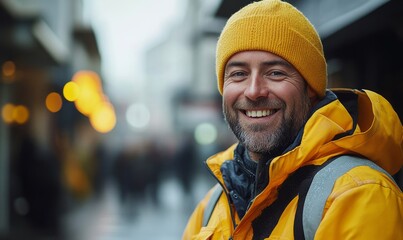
[183,0,403,239]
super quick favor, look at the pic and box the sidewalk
[61,176,211,240]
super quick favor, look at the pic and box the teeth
[246,110,275,117]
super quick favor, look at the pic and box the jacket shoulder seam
[329,172,402,199]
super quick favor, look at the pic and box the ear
[307,86,319,105]
[307,86,316,98]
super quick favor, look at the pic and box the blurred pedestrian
[14,135,62,237]
[175,131,197,196]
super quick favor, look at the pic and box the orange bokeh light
[63,81,80,102]
[2,103,29,124]
[13,105,29,124]
[71,71,103,116]
[2,61,16,83]
[2,61,16,77]
[67,70,117,133]
[1,103,15,123]
[89,101,116,133]
[46,92,63,113]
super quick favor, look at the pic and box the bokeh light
[72,71,103,116]
[1,103,15,124]
[13,105,29,124]
[194,122,217,145]
[46,92,63,113]
[63,70,117,133]
[2,61,16,76]
[126,103,150,129]
[63,81,80,102]
[2,104,29,124]
[2,61,16,82]
[89,101,116,133]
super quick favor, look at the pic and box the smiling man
[183,0,403,239]
[223,51,315,161]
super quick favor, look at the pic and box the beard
[223,92,312,159]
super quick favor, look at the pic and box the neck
[248,151,261,162]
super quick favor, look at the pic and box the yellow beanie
[216,0,327,97]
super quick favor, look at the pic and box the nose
[244,74,269,100]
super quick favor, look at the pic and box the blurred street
[61,176,201,240]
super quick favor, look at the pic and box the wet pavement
[61,176,212,240]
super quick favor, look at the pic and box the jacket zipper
[235,158,255,178]
[204,161,238,232]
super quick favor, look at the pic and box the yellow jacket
[183,89,403,240]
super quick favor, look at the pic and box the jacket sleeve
[314,170,403,240]
[182,187,216,240]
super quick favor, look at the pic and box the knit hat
[216,0,327,97]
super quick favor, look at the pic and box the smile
[245,109,278,118]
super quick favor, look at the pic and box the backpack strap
[201,155,395,239]
[302,155,393,240]
[202,183,223,227]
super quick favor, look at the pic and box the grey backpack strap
[303,155,393,240]
[202,184,223,227]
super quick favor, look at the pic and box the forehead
[225,50,292,68]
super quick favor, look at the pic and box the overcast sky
[86,0,186,101]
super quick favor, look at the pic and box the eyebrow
[261,60,292,69]
[225,61,248,69]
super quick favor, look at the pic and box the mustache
[233,98,285,110]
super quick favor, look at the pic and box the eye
[226,71,248,81]
[269,71,285,76]
[231,71,246,77]
[266,70,287,80]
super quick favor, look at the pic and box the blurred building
[143,0,234,157]
[0,0,101,238]
[143,0,235,184]
[291,0,403,186]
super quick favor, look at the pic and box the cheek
[222,85,242,106]
[278,86,307,114]
[288,91,311,121]
[276,79,306,100]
